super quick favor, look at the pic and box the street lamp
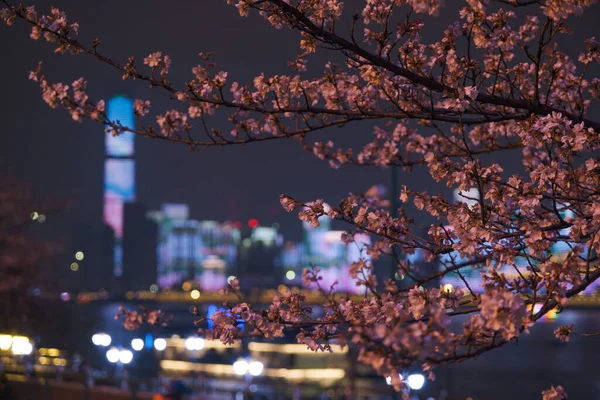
[119,350,133,365]
[131,339,144,351]
[407,373,425,390]
[248,361,264,377]
[106,347,120,363]
[153,338,167,351]
[233,359,249,376]
[92,333,111,347]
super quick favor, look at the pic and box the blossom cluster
[3,0,600,395]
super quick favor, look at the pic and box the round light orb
[11,337,32,355]
[119,349,133,364]
[407,374,425,390]
[190,289,201,300]
[285,270,296,280]
[92,333,111,347]
[91,334,102,346]
[443,283,454,293]
[70,262,79,272]
[131,338,144,351]
[227,276,236,284]
[185,337,205,351]
[181,282,192,291]
[106,347,120,363]
[0,335,12,351]
[233,359,249,376]
[75,251,85,261]
[100,334,112,347]
[149,284,159,293]
[248,361,264,376]
[153,338,167,351]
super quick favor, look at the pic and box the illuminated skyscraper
[103,96,136,277]
[154,204,241,291]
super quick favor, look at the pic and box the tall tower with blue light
[104,95,136,277]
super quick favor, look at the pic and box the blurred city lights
[92,333,111,347]
[70,262,79,272]
[385,374,403,386]
[285,270,296,280]
[153,338,167,351]
[30,212,39,220]
[277,284,290,295]
[407,374,425,390]
[227,276,236,284]
[75,251,85,261]
[119,349,133,364]
[131,339,144,351]
[106,347,120,363]
[149,284,159,293]
[185,337,205,351]
[60,292,70,301]
[233,359,249,376]
[181,282,192,291]
[443,283,454,293]
[37,214,46,223]
[248,361,264,376]
[248,218,259,229]
[12,336,33,355]
[0,335,12,351]
[190,289,201,300]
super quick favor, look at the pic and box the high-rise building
[237,225,284,288]
[72,223,115,291]
[103,96,136,278]
[154,204,241,291]
[122,203,158,291]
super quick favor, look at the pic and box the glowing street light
[248,361,264,376]
[153,338,167,351]
[407,374,425,390]
[131,339,144,351]
[233,359,249,376]
[285,270,296,280]
[119,349,133,364]
[190,289,201,300]
[106,347,120,363]
[92,333,111,347]
[11,336,32,355]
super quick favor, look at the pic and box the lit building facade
[103,96,136,277]
[439,189,598,294]
[282,215,372,294]
[155,204,241,291]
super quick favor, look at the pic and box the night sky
[0,0,598,245]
